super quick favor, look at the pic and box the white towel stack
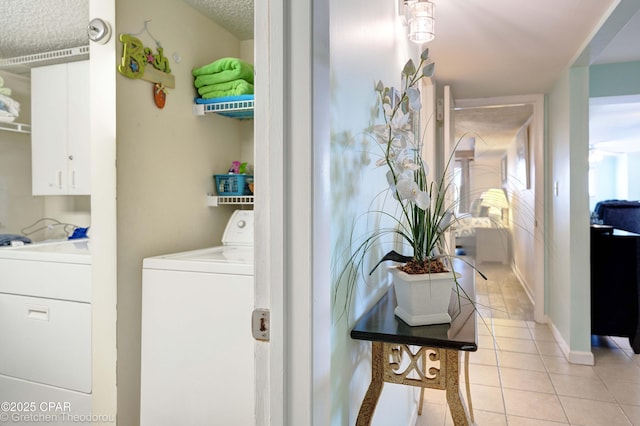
[0,75,20,123]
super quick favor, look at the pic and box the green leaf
[422,62,435,78]
[376,80,384,92]
[420,48,430,61]
[402,59,416,76]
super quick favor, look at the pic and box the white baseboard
[548,321,594,365]
[512,264,535,307]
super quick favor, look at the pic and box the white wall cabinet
[31,60,90,195]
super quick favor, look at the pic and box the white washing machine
[140,210,255,426]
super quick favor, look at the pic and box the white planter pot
[391,267,459,326]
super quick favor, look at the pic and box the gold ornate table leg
[464,351,474,424]
[356,343,472,426]
[444,349,470,425]
[417,352,426,415]
[355,341,384,426]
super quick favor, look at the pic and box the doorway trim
[455,94,547,324]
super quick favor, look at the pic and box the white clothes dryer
[140,210,254,426]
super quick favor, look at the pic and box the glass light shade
[407,1,435,43]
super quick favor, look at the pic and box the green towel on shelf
[192,57,254,86]
[198,79,254,99]
[0,76,12,96]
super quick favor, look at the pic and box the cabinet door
[67,60,91,195]
[31,63,69,195]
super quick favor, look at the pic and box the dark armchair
[594,200,640,233]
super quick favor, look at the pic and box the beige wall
[0,72,45,238]
[115,0,253,422]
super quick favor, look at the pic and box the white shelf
[0,46,90,76]
[206,194,254,206]
[192,98,254,119]
[0,121,31,134]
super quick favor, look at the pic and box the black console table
[590,225,640,353]
[350,261,478,425]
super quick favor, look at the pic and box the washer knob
[237,220,246,229]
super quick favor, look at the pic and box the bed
[452,216,495,252]
[452,193,507,259]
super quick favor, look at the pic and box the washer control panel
[222,210,254,246]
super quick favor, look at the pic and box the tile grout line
[487,318,510,425]
[530,326,572,425]
[591,338,636,425]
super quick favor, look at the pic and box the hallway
[417,262,640,425]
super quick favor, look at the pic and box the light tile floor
[416,261,640,426]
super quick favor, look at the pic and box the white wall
[506,125,537,300]
[329,1,422,424]
[115,0,251,422]
[547,66,593,364]
[628,152,640,200]
[469,155,502,200]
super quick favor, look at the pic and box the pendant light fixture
[403,0,435,44]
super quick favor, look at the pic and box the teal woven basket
[214,174,253,196]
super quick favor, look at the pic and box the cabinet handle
[27,304,49,321]
[57,170,63,189]
[71,170,76,189]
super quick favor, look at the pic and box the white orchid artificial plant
[335,48,482,319]
[334,49,484,320]
[369,47,456,274]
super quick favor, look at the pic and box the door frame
[255,0,331,424]
[455,94,547,324]
[254,0,285,424]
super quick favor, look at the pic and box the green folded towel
[192,57,254,86]
[198,79,254,99]
[0,76,12,95]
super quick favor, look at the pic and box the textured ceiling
[0,0,89,58]
[0,0,253,61]
[182,0,254,41]
[0,0,638,154]
[455,105,533,157]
